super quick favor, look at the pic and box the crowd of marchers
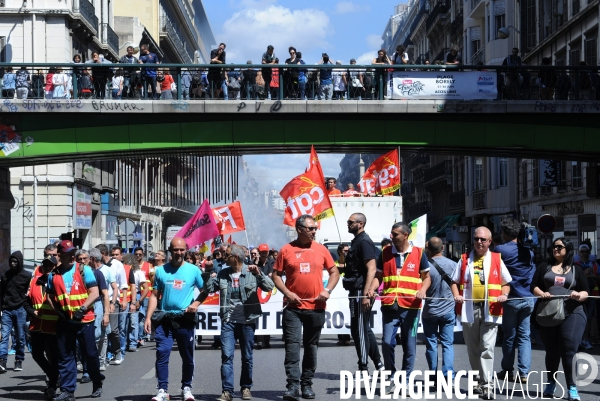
[0,215,598,401]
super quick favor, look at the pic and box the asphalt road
[0,335,599,400]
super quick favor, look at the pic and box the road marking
[141,368,155,380]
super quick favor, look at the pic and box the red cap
[58,240,75,253]
[258,244,269,252]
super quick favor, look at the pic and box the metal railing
[76,0,99,33]
[0,63,596,102]
[471,0,482,12]
[160,16,193,64]
[471,46,485,64]
[424,160,452,184]
[473,188,487,210]
[106,24,119,56]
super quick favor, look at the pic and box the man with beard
[343,213,383,373]
[0,250,32,373]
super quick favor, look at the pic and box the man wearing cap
[253,243,275,349]
[0,250,31,373]
[48,240,104,400]
[25,255,60,399]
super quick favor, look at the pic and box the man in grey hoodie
[0,251,32,372]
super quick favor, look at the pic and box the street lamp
[497,25,521,39]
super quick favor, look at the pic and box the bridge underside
[1,112,598,167]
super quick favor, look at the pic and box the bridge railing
[0,63,598,102]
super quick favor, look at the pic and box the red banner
[280,162,334,227]
[175,199,220,248]
[357,149,400,196]
[309,145,325,178]
[212,201,246,235]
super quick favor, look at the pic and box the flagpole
[244,230,250,249]
[332,214,343,243]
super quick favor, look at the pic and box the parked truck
[315,196,403,259]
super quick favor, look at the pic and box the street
[0,335,599,400]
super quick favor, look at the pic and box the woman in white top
[112,69,124,99]
[52,68,69,98]
[332,60,347,100]
[392,45,409,65]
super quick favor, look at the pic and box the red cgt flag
[212,201,246,235]
[309,145,325,178]
[357,149,400,196]
[280,164,334,227]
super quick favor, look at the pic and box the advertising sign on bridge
[388,71,497,100]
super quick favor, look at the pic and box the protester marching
[0,146,595,401]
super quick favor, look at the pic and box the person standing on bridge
[139,44,160,100]
[203,244,274,401]
[343,213,384,373]
[272,214,339,401]
[144,237,204,401]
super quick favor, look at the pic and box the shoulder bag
[427,258,454,288]
[535,266,574,327]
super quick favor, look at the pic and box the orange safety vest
[380,246,424,310]
[52,263,95,323]
[28,267,59,334]
[456,252,504,317]
[120,264,132,304]
[140,261,154,293]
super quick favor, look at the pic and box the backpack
[519,222,539,249]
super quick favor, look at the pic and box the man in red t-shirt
[273,215,339,401]
[325,177,342,197]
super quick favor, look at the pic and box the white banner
[387,71,497,100]
[195,278,462,335]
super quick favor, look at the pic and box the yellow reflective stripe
[397,276,421,284]
[70,294,88,301]
[32,303,43,309]
[488,284,502,290]
[39,315,59,321]
[383,276,400,282]
[56,294,69,301]
[383,288,418,295]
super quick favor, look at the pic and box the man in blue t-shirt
[138,43,160,99]
[494,218,535,382]
[47,240,105,400]
[145,237,203,401]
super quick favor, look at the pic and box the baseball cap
[42,255,58,267]
[58,240,75,253]
[258,244,269,252]
[350,58,356,63]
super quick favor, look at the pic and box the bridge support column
[0,168,14,271]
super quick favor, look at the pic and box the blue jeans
[220,322,255,392]
[0,307,27,361]
[111,89,121,99]
[138,297,149,341]
[501,298,535,375]
[155,321,195,391]
[221,80,228,100]
[128,304,139,349]
[119,303,129,355]
[422,312,455,377]
[93,301,108,365]
[381,307,419,377]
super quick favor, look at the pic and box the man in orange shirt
[326,177,341,196]
[272,215,339,401]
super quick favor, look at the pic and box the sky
[202,0,403,65]
[202,0,400,191]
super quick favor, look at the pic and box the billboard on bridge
[388,71,497,100]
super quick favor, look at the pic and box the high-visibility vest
[575,261,599,296]
[120,264,132,304]
[456,252,504,317]
[140,261,154,293]
[380,245,424,310]
[28,267,59,334]
[52,263,95,323]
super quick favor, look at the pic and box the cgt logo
[406,262,416,272]
[573,352,599,387]
[285,178,325,219]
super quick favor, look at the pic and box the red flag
[357,149,400,196]
[175,199,220,249]
[280,164,334,227]
[211,240,215,253]
[309,145,325,179]
[212,201,246,235]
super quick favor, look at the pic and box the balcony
[426,0,450,31]
[73,0,99,34]
[408,201,430,219]
[409,154,430,171]
[473,188,487,210]
[424,160,453,190]
[471,0,482,12]
[450,12,463,38]
[160,15,193,64]
[106,24,119,56]
[449,190,466,212]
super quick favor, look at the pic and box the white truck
[316,196,403,258]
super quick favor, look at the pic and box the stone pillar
[0,168,15,272]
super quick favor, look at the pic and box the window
[525,0,536,49]
[558,160,568,191]
[572,161,583,189]
[0,37,5,63]
[572,0,580,15]
[474,158,483,190]
[570,42,581,66]
[498,158,508,186]
[533,159,539,196]
[585,36,597,66]
[555,49,566,66]
[495,14,506,39]
[521,161,528,198]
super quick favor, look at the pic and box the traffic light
[148,223,154,242]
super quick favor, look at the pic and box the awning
[426,214,461,240]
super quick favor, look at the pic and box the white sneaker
[182,386,194,401]
[152,389,170,401]
[110,355,123,365]
[76,362,83,372]
[99,364,106,371]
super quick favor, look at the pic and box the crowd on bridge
[0,213,598,401]
[2,42,599,102]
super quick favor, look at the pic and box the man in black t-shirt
[344,213,383,372]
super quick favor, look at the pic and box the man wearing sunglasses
[451,227,512,399]
[375,222,431,395]
[343,213,384,374]
[272,214,339,401]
